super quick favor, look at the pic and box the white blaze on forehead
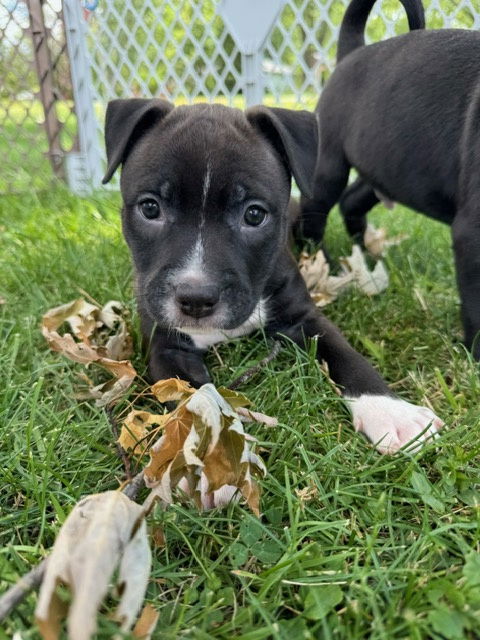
[201,160,212,215]
[175,159,212,283]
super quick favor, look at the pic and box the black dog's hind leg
[453,91,480,361]
[452,213,480,360]
[297,145,350,244]
[339,178,380,243]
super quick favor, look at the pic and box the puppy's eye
[138,198,160,220]
[244,205,267,227]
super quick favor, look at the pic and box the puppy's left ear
[246,106,318,198]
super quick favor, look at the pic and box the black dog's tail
[337,0,425,62]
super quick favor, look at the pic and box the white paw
[345,394,444,454]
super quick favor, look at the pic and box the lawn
[0,183,479,639]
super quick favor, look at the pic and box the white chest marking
[177,299,267,350]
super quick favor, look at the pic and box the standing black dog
[300,0,480,359]
[103,99,442,454]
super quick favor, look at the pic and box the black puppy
[103,99,442,453]
[300,0,480,359]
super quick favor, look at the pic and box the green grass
[1,186,479,640]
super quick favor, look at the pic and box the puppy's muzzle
[174,282,220,319]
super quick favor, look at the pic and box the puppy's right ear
[102,98,174,183]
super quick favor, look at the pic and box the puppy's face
[103,100,317,332]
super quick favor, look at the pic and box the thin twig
[1,344,279,623]
[106,407,132,481]
[0,558,48,621]
[229,341,281,390]
[0,470,145,623]
[122,469,145,501]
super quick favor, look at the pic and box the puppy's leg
[453,100,480,360]
[298,148,350,244]
[270,260,443,453]
[147,329,211,387]
[339,178,380,242]
[452,212,480,360]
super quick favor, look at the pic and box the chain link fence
[1,0,479,194]
[0,0,78,193]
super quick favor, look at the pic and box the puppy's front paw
[345,394,444,454]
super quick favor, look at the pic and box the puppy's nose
[175,282,220,318]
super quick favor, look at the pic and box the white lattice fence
[64,0,480,192]
[2,0,480,193]
[82,0,480,110]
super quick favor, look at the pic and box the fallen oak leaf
[151,378,195,403]
[104,320,133,361]
[236,407,278,427]
[42,298,136,407]
[42,299,100,342]
[143,405,193,487]
[363,223,408,258]
[216,387,252,409]
[150,525,166,549]
[299,250,354,307]
[132,603,159,639]
[144,384,266,515]
[35,491,151,640]
[118,410,169,457]
[98,300,125,329]
[340,245,389,296]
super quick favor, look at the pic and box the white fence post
[219,0,286,107]
[63,0,103,195]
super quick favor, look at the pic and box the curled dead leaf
[216,387,252,409]
[42,298,136,406]
[236,407,278,427]
[151,378,195,403]
[363,223,408,258]
[118,410,169,457]
[144,383,266,515]
[299,250,354,307]
[132,603,159,639]
[35,491,151,640]
[340,245,389,296]
[300,245,390,305]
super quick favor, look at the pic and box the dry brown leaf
[42,298,136,406]
[340,245,389,296]
[144,384,266,515]
[132,603,159,639]
[151,377,195,403]
[236,407,278,427]
[299,250,354,307]
[216,387,252,409]
[363,223,408,258]
[295,485,319,505]
[35,491,151,640]
[240,475,262,517]
[42,299,99,341]
[118,410,169,457]
[144,405,193,485]
[150,525,166,548]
